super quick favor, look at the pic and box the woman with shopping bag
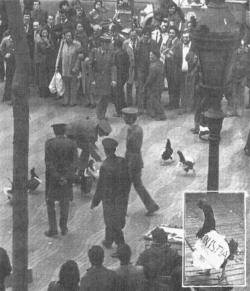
[54,27,81,106]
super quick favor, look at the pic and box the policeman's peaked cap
[121,107,138,116]
[102,138,118,150]
[51,123,67,131]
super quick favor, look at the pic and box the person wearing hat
[136,28,158,115]
[143,49,166,120]
[45,123,78,237]
[136,227,182,290]
[80,245,122,290]
[56,29,81,106]
[89,34,117,120]
[91,138,131,249]
[66,118,112,195]
[112,244,145,290]
[122,107,160,215]
[196,199,216,239]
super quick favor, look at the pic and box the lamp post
[192,0,240,191]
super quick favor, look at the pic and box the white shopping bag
[49,73,57,94]
[192,230,230,270]
[54,72,65,96]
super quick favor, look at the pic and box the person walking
[122,107,160,216]
[45,123,78,237]
[91,138,131,250]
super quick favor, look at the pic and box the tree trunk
[3,0,30,290]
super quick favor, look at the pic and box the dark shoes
[44,230,58,237]
[145,204,160,216]
[61,228,68,236]
[102,240,112,249]
[190,128,199,134]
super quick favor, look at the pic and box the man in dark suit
[31,0,48,26]
[196,199,216,239]
[164,26,182,109]
[113,38,130,117]
[91,138,131,249]
[45,123,78,237]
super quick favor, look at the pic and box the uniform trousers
[130,171,158,212]
[105,226,125,246]
[46,198,70,233]
[63,76,78,106]
[96,94,110,120]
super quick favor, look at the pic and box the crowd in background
[0,0,250,128]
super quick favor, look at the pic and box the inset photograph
[183,192,246,288]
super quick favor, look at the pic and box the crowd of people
[0,0,250,290]
[0,0,250,126]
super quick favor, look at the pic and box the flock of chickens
[161,139,196,174]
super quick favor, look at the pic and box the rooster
[27,168,41,192]
[3,168,41,203]
[161,139,173,163]
[177,150,195,174]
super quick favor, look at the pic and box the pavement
[0,83,249,290]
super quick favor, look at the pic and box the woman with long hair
[47,260,80,291]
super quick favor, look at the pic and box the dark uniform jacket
[31,8,48,26]
[92,154,130,229]
[125,124,144,175]
[45,136,78,201]
[90,47,117,96]
[196,203,216,238]
[0,247,11,291]
[80,265,122,291]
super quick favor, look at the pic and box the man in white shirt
[179,31,192,113]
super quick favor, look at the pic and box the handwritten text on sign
[192,230,230,270]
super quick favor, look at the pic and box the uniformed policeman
[66,118,112,195]
[91,138,131,249]
[122,107,160,216]
[45,123,78,237]
[89,34,117,120]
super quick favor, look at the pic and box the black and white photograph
[0,0,249,290]
[183,192,246,288]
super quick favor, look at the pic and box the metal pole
[205,96,224,192]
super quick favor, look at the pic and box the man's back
[80,265,121,291]
[114,264,145,291]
